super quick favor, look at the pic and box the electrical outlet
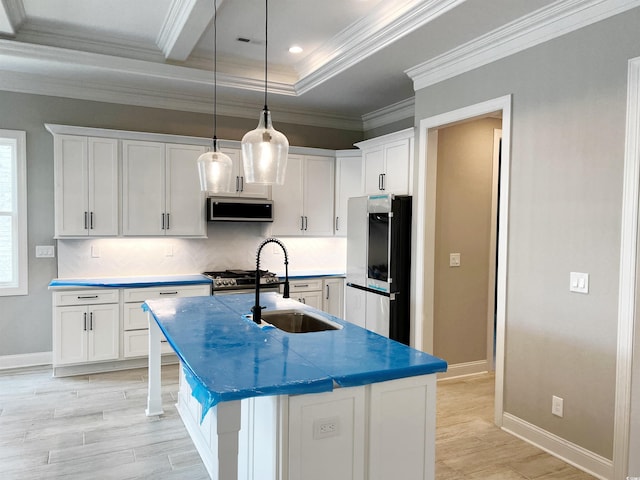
[552,395,564,417]
[91,245,100,258]
[35,245,55,258]
[449,253,461,267]
[313,417,340,439]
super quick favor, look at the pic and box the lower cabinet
[122,284,210,358]
[52,284,210,373]
[53,289,120,366]
[285,277,344,317]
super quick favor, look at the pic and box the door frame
[412,94,512,425]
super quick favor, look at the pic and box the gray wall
[0,91,362,357]
[414,9,640,460]
[434,118,500,365]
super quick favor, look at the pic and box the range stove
[202,269,281,294]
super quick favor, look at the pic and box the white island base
[176,366,437,480]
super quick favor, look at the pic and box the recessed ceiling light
[288,45,303,54]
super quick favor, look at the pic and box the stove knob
[215,279,222,286]
[222,280,229,285]
[230,279,237,286]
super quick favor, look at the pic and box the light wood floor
[0,366,595,479]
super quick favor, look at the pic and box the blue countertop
[49,274,212,289]
[143,293,447,419]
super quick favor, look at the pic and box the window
[0,130,27,296]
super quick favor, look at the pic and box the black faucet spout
[253,238,290,324]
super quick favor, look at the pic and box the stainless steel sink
[260,309,342,333]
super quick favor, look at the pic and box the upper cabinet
[122,141,206,237]
[334,150,362,237]
[214,147,270,199]
[271,154,335,236]
[47,124,210,239]
[355,128,414,196]
[54,135,119,237]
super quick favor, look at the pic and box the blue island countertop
[143,292,447,419]
[49,274,212,289]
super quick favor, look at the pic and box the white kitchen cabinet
[271,154,335,236]
[122,141,205,236]
[285,278,323,309]
[53,290,120,366]
[334,150,362,236]
[211,147,270,199]
[323,278,345,318]
[356,128,413,196]
[122,284,210,358]
[53,135,119,237]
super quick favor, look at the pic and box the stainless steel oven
[202,269,281,296]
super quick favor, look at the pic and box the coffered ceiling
[0,0,636,130]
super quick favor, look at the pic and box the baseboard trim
[437,360,488,380]
[0,351,52,370]
[502,413,613,480]
[52,354,179,377]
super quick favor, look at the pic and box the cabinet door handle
[161,213,165,230]
[166,213,170,230]
[83,312,87,331]
[90,212,94,230]
[77,295,98,299]
[382,173,386,190]
[84,211,88,230]
[335,216,339,231]
[326,285,330,300]
[159,291,178,295]
[378,174,383,190]
[304,216,308,231]
[89,312,93,331]
[235,176,240,192]
[240,176,244,192]
[300,216,304,231]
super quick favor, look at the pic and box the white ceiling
[0,0,634,130]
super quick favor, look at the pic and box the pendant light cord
[213,0,218,149]
[263,0,268,113]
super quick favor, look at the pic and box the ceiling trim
[0,0,25,35]
[294,0,467,95]
[0,69,363,131]
[362,97,415,131]
[406,0,640,91]
[157,0,216,61]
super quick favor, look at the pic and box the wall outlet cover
[35,245,55,258]
[569,272,589,294]
[449,253,461,267]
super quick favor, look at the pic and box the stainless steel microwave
[207,197,274,222]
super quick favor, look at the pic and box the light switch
[449,253,461,267]
[35,245,55,258]
[569,272,589,294]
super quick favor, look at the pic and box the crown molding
[156,0,215,61]
[294,0,466,95]
[406,0,640,91]
[0,69,362,131]
[0,0,25,35]
[362,97,415,131]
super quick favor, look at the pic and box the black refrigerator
[345,194,412,345]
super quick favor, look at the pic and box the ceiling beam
[157,0,220,61]
[0,0,25,36]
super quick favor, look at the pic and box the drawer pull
[77,295,99,299]
[159,291,178,295]
[293,284,309,288]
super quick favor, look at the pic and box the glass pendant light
[198,0,233,194]
[241,0,289,185]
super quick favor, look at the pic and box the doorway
[412,95,512,426]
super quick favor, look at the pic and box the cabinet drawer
[124,302,148,330]
[287,279,323,292]
[123,284,209,303]
[123,330,172,358]
[54,289,120,306]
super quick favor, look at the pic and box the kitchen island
[144,293,447,480]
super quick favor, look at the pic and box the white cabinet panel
[334,151,362,236]
[122,140,165,236]
[54,135,118,237]
[87,304,120,362]
[271,154,334,236]
[213,147,270,199]
[363,148,384,195]
[165,144,206,236]
[323,278,344,318]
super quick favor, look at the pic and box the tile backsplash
[57,222,346,278]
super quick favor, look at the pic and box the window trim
[0,129,27,296]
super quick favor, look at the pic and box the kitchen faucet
[253,237,290,324]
